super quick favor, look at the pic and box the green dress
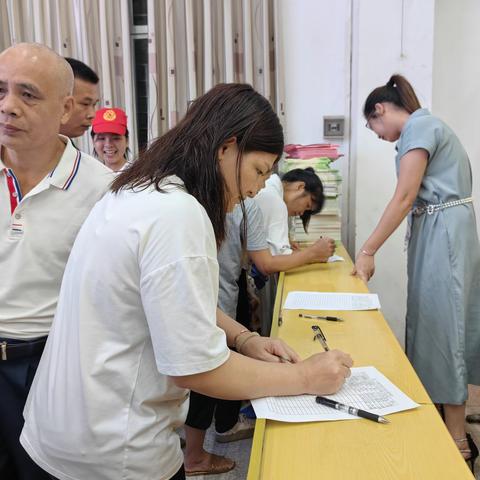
[396,108,480,404]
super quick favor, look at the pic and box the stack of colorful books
[281,143,342,243]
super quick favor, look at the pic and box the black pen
[299,313,344,322]
[315,396,390,424]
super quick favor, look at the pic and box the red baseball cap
[92,108,128,135]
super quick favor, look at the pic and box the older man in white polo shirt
[0,43,111,479]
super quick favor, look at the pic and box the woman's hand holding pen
[308,236,336,263]
[240,335,301,364]
[299,350,354,395]
[352,251,375,283]
[240,338,354,395]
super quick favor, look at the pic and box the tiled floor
[181,386,480,480]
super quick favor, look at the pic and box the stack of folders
[282,144,343,243]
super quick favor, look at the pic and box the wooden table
[247,246,474,479]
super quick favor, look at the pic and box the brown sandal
[185,454,235,477]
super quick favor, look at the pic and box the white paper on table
[327,255,344,263]
[251,366,419,422]
[283,291,381,311]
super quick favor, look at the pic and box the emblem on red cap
[103,109,117,122]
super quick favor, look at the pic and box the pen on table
[312,325,330,351]
[299,313,344,322]
[315,396,390,424]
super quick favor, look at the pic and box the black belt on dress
[0,337,48,361]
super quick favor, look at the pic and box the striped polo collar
[0,135,82,192]
[48,135,81,190]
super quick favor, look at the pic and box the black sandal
[454,434,479,473]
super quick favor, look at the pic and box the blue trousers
[0,338,51,480]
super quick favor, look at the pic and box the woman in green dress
[353,74,480,469]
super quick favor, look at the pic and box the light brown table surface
[247,245,474,479]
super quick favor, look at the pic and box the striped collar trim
[48,135,82,190]
[2,167,22,201]
[0,136,82,192]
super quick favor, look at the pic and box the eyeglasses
[365,113,378,130]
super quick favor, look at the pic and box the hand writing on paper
[351,253,375,283]
[240,336,301,364]
[300,350,354,395]
[309,237,336,263]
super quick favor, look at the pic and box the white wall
[278,0,436,345]
[432,0,480,239]
[351,0,435,345]
[276,0,353,246]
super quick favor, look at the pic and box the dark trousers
[185,270,250,433]
[186,391,241,433]
[170,465,186,480]
[0,339,185,480]
[0,337,51,480]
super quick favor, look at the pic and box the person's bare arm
[250,237,336,275]
[172,348,353,400]
[216,307,250,347]
[352,148,428,282]
[173,308,353,399]
[216,307,300,362]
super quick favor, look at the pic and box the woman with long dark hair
[353,74,480,469]
[21,84,352,480]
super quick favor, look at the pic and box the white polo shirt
[0,136,112,339]
[254,173,292,255]
[21,177,230,480]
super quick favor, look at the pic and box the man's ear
[60,96,74,125]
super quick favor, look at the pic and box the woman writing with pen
[254,166,336,257]
[253,167,336,334]
[352,74,480,469]
[21,84,353,480]
[184,194,342,475]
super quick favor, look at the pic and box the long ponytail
[363,74,421,118]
